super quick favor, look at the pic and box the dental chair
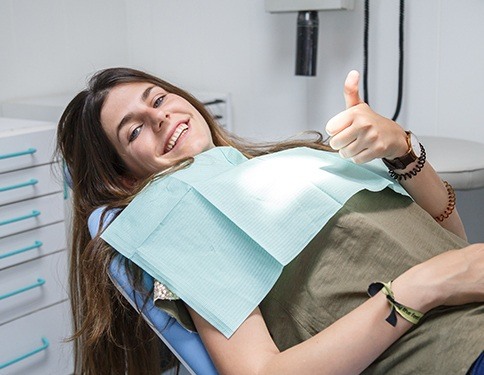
[88,207,218,375]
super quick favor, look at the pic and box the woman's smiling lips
[164,122,189,153]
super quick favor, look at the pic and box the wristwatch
[382,131,421,170]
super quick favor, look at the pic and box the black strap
[363,0,405,121]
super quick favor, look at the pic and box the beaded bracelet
[434,180,456,222]
[387,143,427,181]
[367,281,424,326]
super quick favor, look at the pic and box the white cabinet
[0,118,73,374]
[0,301,72,375]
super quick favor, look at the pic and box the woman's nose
[149,108,169,132]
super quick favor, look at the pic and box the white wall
[0,0,129,103]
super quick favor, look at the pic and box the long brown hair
[56,67,332,374]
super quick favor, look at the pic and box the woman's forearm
[396,159,467,240]
[260,292,413,375]
[195,292,416,375]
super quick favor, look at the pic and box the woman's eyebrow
[116,85,156,141]
[141,85,155,101]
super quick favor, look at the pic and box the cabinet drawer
[0,250,68,325]
[0,193,64,238]
[0,164,62,206]
[0,300,73,374]
[0,121,56,174]
[0,222,66,270]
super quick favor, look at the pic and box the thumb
[344,70,363,109]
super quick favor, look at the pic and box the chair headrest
[88,206,119,238]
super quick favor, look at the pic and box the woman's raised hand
[325,70,409,164]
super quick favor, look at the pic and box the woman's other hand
[325,70,408,164]
[393,243,484,313]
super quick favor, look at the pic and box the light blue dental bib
[101,146,409,337]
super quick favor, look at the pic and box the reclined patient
[57,67,484,375]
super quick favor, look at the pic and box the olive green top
[156,188,483,374]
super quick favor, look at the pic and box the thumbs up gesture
[325,70,408,164]
[343,70,363,108]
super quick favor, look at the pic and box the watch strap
[382,131,418,170]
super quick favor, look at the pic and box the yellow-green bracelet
[367,281,424,326]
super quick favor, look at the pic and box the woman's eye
[128,126,142,143]
[153,95,165,108]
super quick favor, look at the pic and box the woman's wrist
[367,281,424,326]
[391,264,443,314]
[384,128,408,160]
[383,131,427,180]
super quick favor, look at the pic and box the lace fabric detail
[154,279,179,301]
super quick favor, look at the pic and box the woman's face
[100,82,215,179]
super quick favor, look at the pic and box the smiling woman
[99,81,215,179]
[56,66,334,374]
[57,67,484,375]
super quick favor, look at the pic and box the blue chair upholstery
[88,207,218,375]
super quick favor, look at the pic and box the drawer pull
[0,277,46,301]
[0,337,49,369]
[0,178,39,193]
[0,148,37,160]
[0,240,43,260]
[0,210,41,226]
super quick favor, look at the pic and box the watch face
[410,133,421,158]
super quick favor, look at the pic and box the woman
[57,67,483,374]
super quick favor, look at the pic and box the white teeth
[166,123,188,152]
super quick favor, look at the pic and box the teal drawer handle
[0,337,49,369]
[0,240,43,260]
[0,277,46,300]
[0,210,41,226]
[0,148,37,160]
[0,178,39,193]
